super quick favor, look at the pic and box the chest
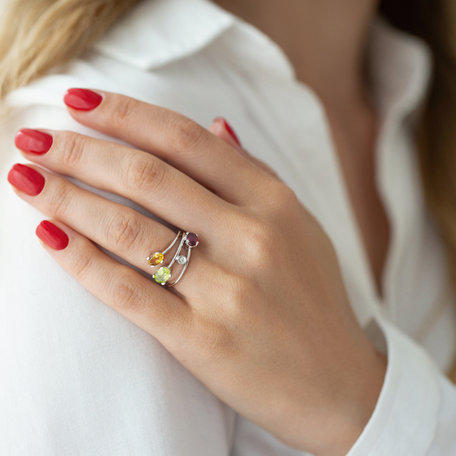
[331,121,391,300]
[320,105,391,299]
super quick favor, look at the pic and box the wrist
[317,349,387,456]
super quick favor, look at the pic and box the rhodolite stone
[153,266,171,284]
[186,232,199,247]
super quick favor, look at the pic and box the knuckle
[271,182,299,206]
[222,282,267,349]
[105,212,142,251]
[110,274,144,312]
[59,131,85,168]
[111,95,136,129]
[276,182,298,204]
[68,246,95,281]
[172,117,206,152]
[243,218,277,264]
[224,274,251,307]
[47,180,73,218]
[123,155,166,193]
[205,323,233,358]
[192,317,235,359]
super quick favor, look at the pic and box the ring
[146,231,199,287]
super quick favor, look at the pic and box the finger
[209,117,280,179]
[63,88,276,205]
[210,117,242,149]
[34,218,192,348]
[7,163,210,295]
[15,128,233,237]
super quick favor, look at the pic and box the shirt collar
[92,0,236,70]
[366,16,432,122]
[93,0,432,119]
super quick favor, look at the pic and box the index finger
[63,88,276,205]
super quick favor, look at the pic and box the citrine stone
[153,266,171,284]
[147,252,164,266]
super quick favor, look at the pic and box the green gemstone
[153,266,171,284]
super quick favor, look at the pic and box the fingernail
[36,220,69,250]
[7,163,45,196]
[214,117,241,146]
[15,129,53,154]
[64,88,103,111]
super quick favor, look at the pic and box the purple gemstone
[186,232,199,247]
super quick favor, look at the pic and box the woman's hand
[8,88,386,455]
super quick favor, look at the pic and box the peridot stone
[153,266,171,284]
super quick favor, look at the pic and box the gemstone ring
[146,230,199,287]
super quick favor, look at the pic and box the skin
[9,90,387,455]
[214,0,389,296]
[7,0,393,453]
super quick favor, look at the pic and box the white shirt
[1,0,456,454]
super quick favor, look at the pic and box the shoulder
[2,0,240,115]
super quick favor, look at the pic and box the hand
[8,88,386,455]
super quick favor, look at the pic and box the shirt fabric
[1,0,456,454]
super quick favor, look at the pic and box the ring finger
[7,163,210,296]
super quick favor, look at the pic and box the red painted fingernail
[36,220,69,250]
[7,163,45,196]
[15,129,53,154]
[215,117,241,146]
[64,88,103,111]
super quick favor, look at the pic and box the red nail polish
[64,88,103,111]
[36,220,69,250]
[15,129,53,154]
[215,117,241,146]
[7,163,45,196]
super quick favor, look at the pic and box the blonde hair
[0,0,140,97]
[1,0,455,382]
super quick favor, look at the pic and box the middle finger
[15,129,234,238]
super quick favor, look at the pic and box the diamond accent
[177,255,187,265]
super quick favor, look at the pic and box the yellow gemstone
[147,252,164,266]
